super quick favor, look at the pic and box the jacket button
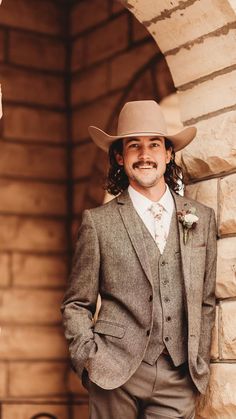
[146,330,150,336]
[149,295,153,302]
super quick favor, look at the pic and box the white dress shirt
[128,184,174,245]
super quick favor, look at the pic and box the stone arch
[117,1,236,417]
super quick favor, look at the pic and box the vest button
[149,295,153,302]
[163,280,169,285]
[164,336,169,342]
[166,316,171,322]
[146,330,150,336]
[161,261,166,266]
[164,297,170,303]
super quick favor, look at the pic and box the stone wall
[122,1,236,418]
[0,0,73,418]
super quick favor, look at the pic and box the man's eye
[151,143,160,147]
[129,143,139,148]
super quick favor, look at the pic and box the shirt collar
[128,184,174,216]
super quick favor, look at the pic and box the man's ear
[115,152,124,166]
[166,147,172,164]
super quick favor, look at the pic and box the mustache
[133,160,157,169]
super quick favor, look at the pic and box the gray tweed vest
[139,209,188,367]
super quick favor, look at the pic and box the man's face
[115,136,172,190]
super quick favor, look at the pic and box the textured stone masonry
[8,361,68,397]
[216,237,236,299]
[0,216,67,252]
[9,30,66,71]
[4,106,67,143]
[12,253,68,288]
[166,26,236,86]
[0,289,63,324]
[1,65,65,108]
[0,180,67,215]
[181,111,236,181]
[0,0,66,35]
[0,325,67,360]
[0,142,67,180]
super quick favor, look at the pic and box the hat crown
[117,100,167,137]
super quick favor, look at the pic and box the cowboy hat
[88,100,196,152]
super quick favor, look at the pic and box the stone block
[180,111,236,181]
[0,362,7,397]
[132,15,150,42]
[179,69,236,123]
[211,306,219,360]
[73,182,88,215]
[73,142,97,179]
[0,142,67,180]
[0,289,63,324]
[0,253,11,288]
[216,237,236,299]
[9,30,66,71]
[0,216,67,252]
[0,29,5,62]
[184,179,217,217]
[144,0,236,53]
[12,253,68,288]
[71,63,109,106]
[71,0,109,36]
[86,14,128,65]
[0,180,67,216]
[4,106,67,143]
[219,299,236,359]
[166,28,236,87]
[123,0,181,22]
[218,174,236,236]
[71,36,86,72]
[72,92,122,141]
[0,325,67,360]
[68,368,88,396]
[0,0,65,35]
[1,404,69,419]
[196,363,236,418]
[112,0,125,14]
[9,361,68,397]
[1,65,65,108]
[72,404,89,419]
[110,41,157,90]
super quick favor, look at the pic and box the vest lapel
[116,190,153,286]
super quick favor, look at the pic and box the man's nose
[138,145,150,159]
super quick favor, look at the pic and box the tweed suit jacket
[61,188,217,395]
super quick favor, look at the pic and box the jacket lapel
[171,190,194,302]
[116,190,153,286]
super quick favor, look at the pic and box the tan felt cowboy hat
[88,100,197,153]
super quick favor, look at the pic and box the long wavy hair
[105,138,184,196]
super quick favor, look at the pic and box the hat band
[117,130,167,137]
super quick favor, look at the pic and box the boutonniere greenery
[177,207,199,245]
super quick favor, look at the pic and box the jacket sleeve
[198,208,217,364]
[61,209,100,378]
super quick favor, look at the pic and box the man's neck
[129,182,167,202]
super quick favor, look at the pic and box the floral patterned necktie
[149,202,167,254]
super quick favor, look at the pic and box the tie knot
[149,202,165,219]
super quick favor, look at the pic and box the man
[61,100,217,419]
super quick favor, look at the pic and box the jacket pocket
[94,320,125,338]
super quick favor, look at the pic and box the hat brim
[88,126,197,153]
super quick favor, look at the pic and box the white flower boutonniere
[177,207,199,245]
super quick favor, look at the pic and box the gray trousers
[83,352,199,419]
